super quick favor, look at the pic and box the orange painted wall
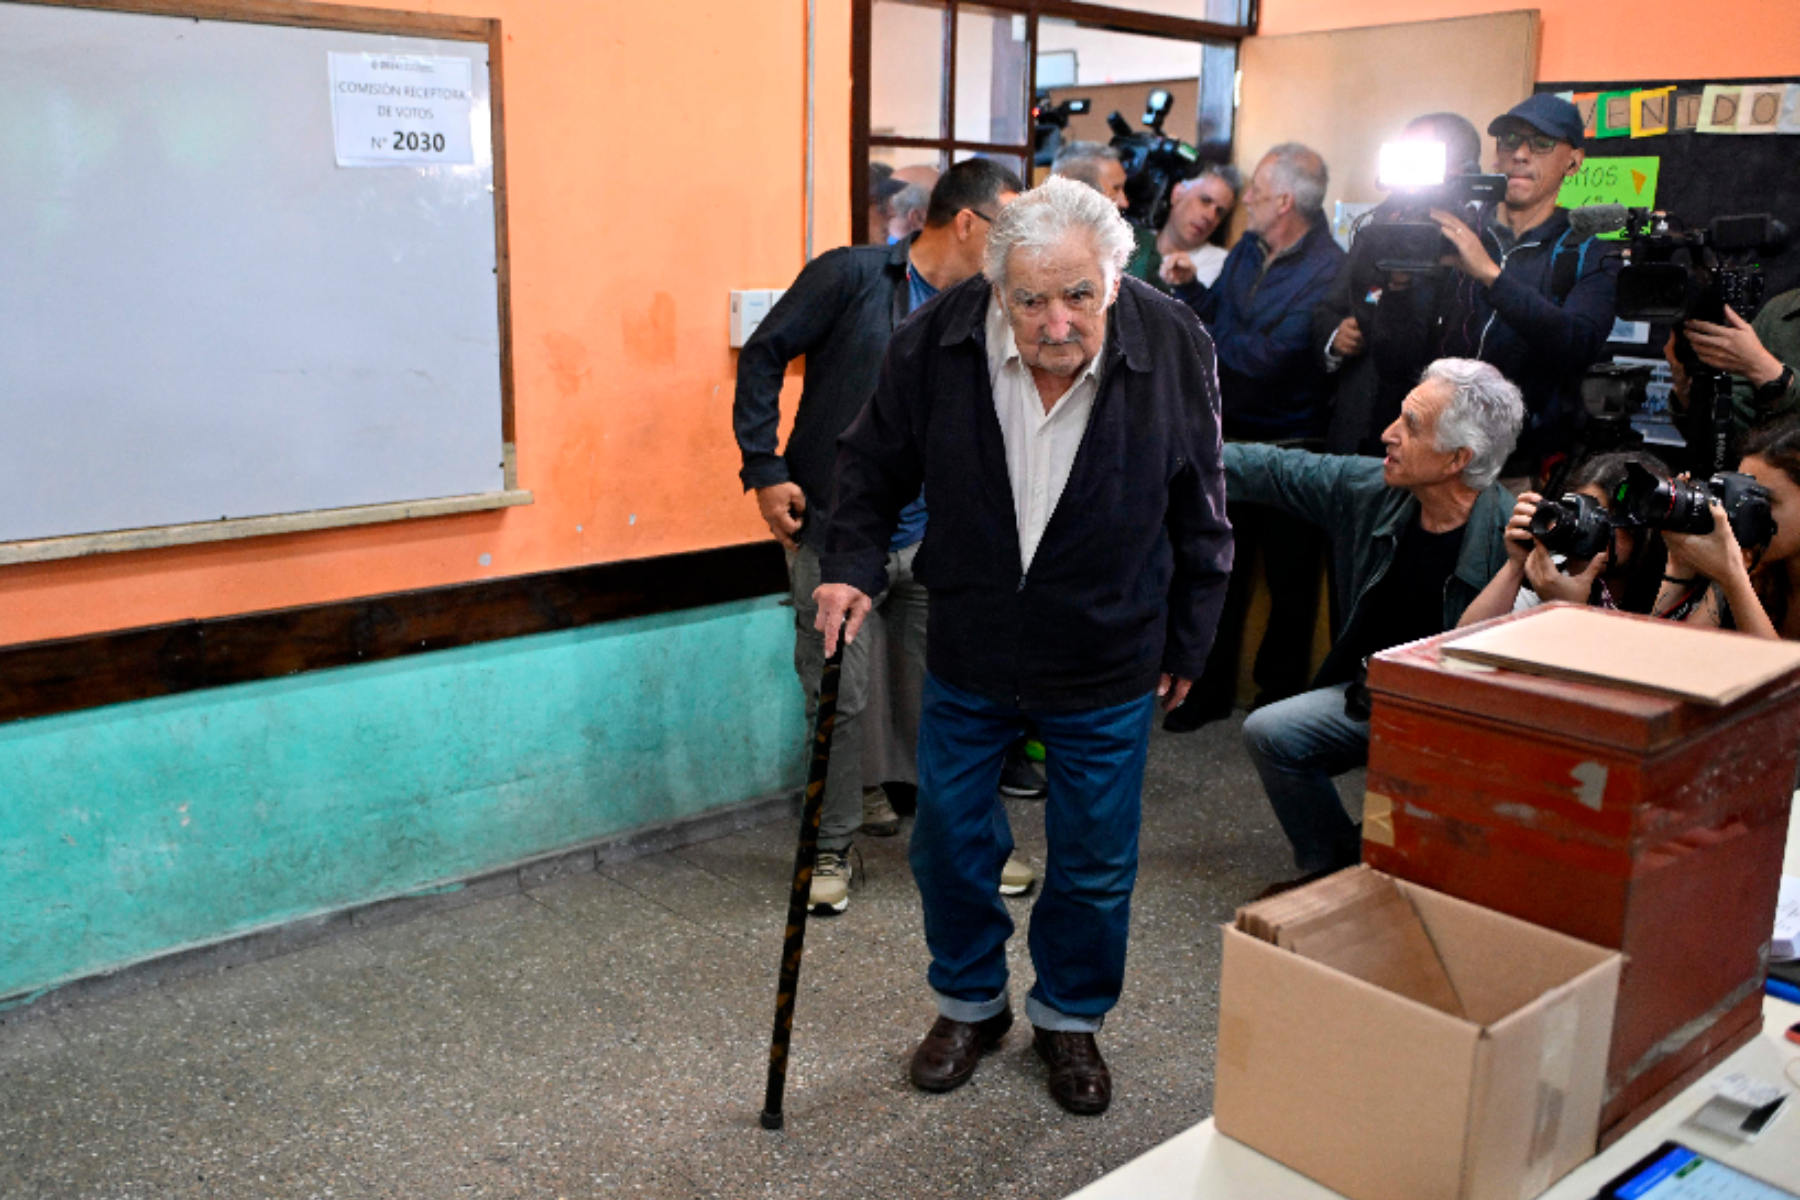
[1259,0,1800,82]
[0,0,849,647]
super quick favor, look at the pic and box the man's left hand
[1430,209,1501,288]
[1157,674,1193,713]
[1684,307,1784,386]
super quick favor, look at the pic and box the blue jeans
[912,674,1155,1034]
[1240,684,1370,873]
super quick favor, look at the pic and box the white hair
[1261,142,1328,219]
[1050,141,1123,194]
[1422,358,1525,490]
[982,176,1136,295]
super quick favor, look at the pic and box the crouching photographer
[1227,359,1523,896]
[1457,451,1673,625]
[1645,416,1798,639]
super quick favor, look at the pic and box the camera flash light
[1378,141,1448,189]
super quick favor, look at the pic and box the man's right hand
[756,483,807,550]
[1159,252,1197,288]
[1332,316,1365,358]
[813,583,873,657]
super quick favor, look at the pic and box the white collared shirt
[984,295,1103,573]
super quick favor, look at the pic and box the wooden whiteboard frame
[2,0,522,566]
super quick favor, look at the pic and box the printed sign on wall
[329,53,476,168]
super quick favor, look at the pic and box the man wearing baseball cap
[1416,93,1618,483]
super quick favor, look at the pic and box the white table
[1071,808,1800,1199]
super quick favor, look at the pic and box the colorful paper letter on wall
[1738,84,1784,134]
[1780,84,1800,135]
[1674,92,1703,133]
[1595,90,1633,139]
[1631,87,1673,137]
[1572,92,1600,139]
[1697,85,1742,133]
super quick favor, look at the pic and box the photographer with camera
[1124,166,1241,295]
[1665,288,1800,436]
[1315,112,1484,457]
[1456,450,1673,625]
[1424,95,1619,480]
[1228,359,1523,894]
[1646,415,1799,640]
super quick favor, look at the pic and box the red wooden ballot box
[1362,605,1800,1143]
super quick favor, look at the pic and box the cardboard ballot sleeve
[1215,869,1622,1200]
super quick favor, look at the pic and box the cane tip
[759,1109,785,1131]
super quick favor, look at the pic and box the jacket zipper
[1474,229,1543,360]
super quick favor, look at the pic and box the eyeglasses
[965,208,994,225]
[1497,131,1564,155]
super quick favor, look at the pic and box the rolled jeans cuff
[933,988,1009,1025]
[1026,995,1103,1034]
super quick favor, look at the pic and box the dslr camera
[1529,492,1615,560]
[1611,461,1778,554]
[1106,89,1202,232]
[1353,141,1507,273]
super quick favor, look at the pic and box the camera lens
[1530,494,1612,560]
[1613,463,1716,535]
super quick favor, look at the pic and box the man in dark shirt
[814,178,1231,1115]
[1316,112,1485,458]
[1163,143,1346,731]
[1223,358,1523,895]
[1426,94,1618,478]
[732,158,1023,913]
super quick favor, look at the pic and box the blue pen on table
[1768,977,1800,1005]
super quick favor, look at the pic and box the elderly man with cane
[812,177,1232,1115]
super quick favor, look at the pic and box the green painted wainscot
[0,596,805,1004]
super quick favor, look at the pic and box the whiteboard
[0,1,513,550]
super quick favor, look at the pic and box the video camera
[1032,94,1091,169]
[1105,89,1202,232]
[1574,362,1652,457]
[1612,461,1777,554]
[1353,141,1507,273]
[1614,208,1792,473]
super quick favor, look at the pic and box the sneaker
[861,785,900,837]
[998,749,1047,799]
[999,856,1036,896]
[810,849,852,913]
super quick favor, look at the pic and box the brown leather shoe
[1033,1027,1112,1115]
[908,1006,1014,1093]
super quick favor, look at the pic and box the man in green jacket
[1225,359,1524,896]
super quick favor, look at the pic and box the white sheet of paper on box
[1774,875,1799,961]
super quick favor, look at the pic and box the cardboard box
[1215,868,1622,1200]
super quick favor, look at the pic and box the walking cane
[760,642,844,1131]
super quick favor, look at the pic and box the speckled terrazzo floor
[0,716,1365,1200]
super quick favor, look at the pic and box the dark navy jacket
[1174,219,1346,441]
[732,238,911,548]
[821,275,1234,711]
[1434,207,1618,473]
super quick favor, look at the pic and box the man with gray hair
[1163,141,1347,734]
[1224,358,1524,896]
[1050,140,1128,211]
[814,176,1232,1115]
